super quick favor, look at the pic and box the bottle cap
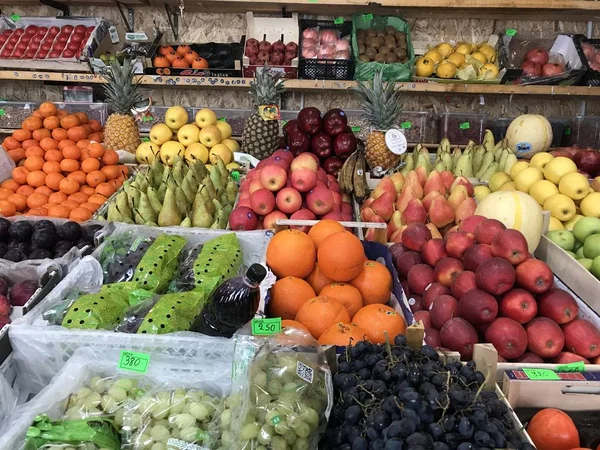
[247,264,267,283]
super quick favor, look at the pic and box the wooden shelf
[1,70,599,97]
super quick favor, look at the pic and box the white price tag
[385,129,407,155]
[126,32,149,41]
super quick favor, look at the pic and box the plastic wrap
[300,27,349,60]
[97,232,156,285]
[219,329,333,450]
[0,369,17,429]
[168,244,205,293]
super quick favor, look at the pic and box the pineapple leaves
[101,58,145,115]
[352,68,403,130]
[248,65,286,107]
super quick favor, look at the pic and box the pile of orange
[0,102,127,221]
[266,220,406,345]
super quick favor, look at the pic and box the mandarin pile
[266,220,406,345]
[0,102,128,221]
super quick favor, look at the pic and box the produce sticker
[118,350,150,373]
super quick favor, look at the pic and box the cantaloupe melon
[506,114,553,158]
[474,190,544,252]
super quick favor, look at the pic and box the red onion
[319,29,339,44]
[302,28,318,40]
[335,49,350,59]
[302,38,318,49]
[302,47,317,58]
[317,44,335,59]
[335,39,350,51]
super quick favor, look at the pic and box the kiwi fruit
[385,52,398,63]
[365,47,377,60]
[372,37,384,49]
[376,29,386,38]
[366,28,377,38]
[357,29,366,40]
[394,48,407,59]
[359,55,371,62]
[358,44,366,55]
[394,31,406,42]
[378,46,390,55]
[374,52,386,63]
[396,40,407,50]
[385,25,396,35]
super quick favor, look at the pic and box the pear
[166,175,177,191]
[157,183,167,203]
[157,187,182,227]
[192,202,213,228]
[483,129,495,153]
[184,168,199,193]
[116,192,133,220]
[211,209,228,229]
[202,176,217,198]
[133,208,145,225]
[180,216,192,227]
[400,154,414,175]
[173,159,185,186]
[175,187,190,217]
[210,165,224,192]
[180,177,195,204]
[138,191,158,224]
[452,148,462,169]
[116,205,134,224]
[150,157,163,186]
[472,145,486,174]
[215,155,228,180]
[107,202,126,222]
[138,177,149,194]
[146,187,163,214]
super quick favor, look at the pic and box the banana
[480,161,499,181]
[339,150,358,194]
[483,129,495,153]
[503,153,518,174]
[400,154,414,175]
[353,152,368,201]
[472,145,486,174]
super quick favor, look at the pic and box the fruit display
[229,152,354,230]
[283,106,358,172]
[154,44,210,70]
[357,164,476,243]
[415,41,499,81]
[355,26,409,64]
[265,226,407,344]
[245,37,298,66]
[0,277,40,329]
[392,215,600,363]
[323,337,533,450]
[549,146,600,178]
[138,106,239,170]
[97,156,237,228]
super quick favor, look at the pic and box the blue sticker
[516,142,532,154]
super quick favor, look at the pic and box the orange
[74,112,89,124]
[318,322,368,346]
[350,260,393,305]
[95,182,115,198]
[7,148,25,163]
[25,146,44,158]
[80,149,90,160]
[88,194,107,205]
[7,194,27,212]
[42,161,62,174]
[307,219,346,250]
[352,304,406,344]
[2,180,20,192]
[79,185,96,196]
[39,102,58,118]
[0,200,16,217]
[56,109,68,119]
[81,125,93,136]
[76,139,91,150]
[295,296,350,339]
[281,320,310,334]
[45,172,65,191]
[266,229,316,278]
[22,139,39,150]
[69,207,92,222]
[110,178,123,189]
[81,158,100,173]
[88,119,102,132]
[60,114,81,129]
[88,143,105,158]
[79,202,99,213]
[24,155,45,172]
[51,128,68,141]
[26,208,47,217]
[88,132,103,143]
[527,408,580,450]
[44,149,64,163]
[16,185,34,197]
[26,193,48,209]
[269,277,316,320]
[58,139,76,151]
[48,192,67,204]
[68,192,89,204]
[3,137,21,150]
[47,204,70,218]
[22,116,43,131]
[12,129,32,142]
[101,149,119,165]
[117,165,130,177]
[60,159,80,173]
[318,231,365,282]
[32,128,51,141]
[0,188,13,200]
[27,171,46,187]
[12,167,30,185]
[62,145,81,160]
[43,116,60,130]
[59,178,80,195]
[305,263,334,295]
[86,170,106,187]
[101,165,120,180]
[67,171,87,185]
[39,137,58,151]
[35,186,53,196]
[67,126,88,142]
[320,283,363,318]
[62,200,80,210]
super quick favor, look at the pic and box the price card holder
[119,350,150,373]
[522,368,560,380]
[252,318,282,335]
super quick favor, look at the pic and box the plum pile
[0,218,102,262]
[320,336,534,450]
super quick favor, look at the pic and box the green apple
[576,246,585,259]
[573,240,582,252]
[573,217,600,244]
[583,234,600,259]
[546,230,575,252]
[565,251,577,258]
[578,258,593,271]
[592,255,600,279]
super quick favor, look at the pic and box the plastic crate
[298,19,355,80]
[567,116,600,148]
[56,102,108,125]
[438,112,488,145]
[573,34,600,86]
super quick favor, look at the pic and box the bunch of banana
[338,147,369,201]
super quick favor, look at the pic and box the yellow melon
[506,114,553,158]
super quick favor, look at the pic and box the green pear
[173,159,185,186]
[138,191,158,224]
[157,187,182,227]
[225,180,238,205]
[180,216,192,227]
[215,155,228,180]
[210,165,224,192]
[180,177,195,204]
[157,183,167,203]
[116,192,133,220]
[211,209,227,229]
[192,202,213,228]
[146,187,163,214]
[202,176,217,198]
[175,187,190,217]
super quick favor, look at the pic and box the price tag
[385,129,407,155]
[334,17,344,25]
[557,361,584,372]
[401,121,412,129]
[231,170,240,181]
[505,29,517,37]
[363,13,374,21]
[10,14,20,22]
[141,137,150,142]
[252,317,282,335]
[142,115,154,123]
[119,350,150,373]
[308,0,318,3]
[125,32,148,41]
[351,126,361,132]
[218,117,226,121]
[522,368,560,380]
[0,109,5,117]
[459,122,470,130]
[565,127,571,135]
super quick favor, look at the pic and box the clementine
[80,202,99,213]
[26,193,48,209]
[47,204,70,218]
[7,149,25,163]
[12,129,32,142]
[74,112,89,124]
[12,167,30,185]
[318,231,365,282]
[86,170,106,187]
[81,158,100,173]
[350,260,393,305]
[527,408,580,450]
[2,137,21,150]
[95,182,115,198]
[51,128,68,141]
[62,145,82,160]
[269,276,316,320]
[32,128,51,141]
[43,116,60,130]
[2,180,20,192]
[88,143,105,158]
[69,207,92,221]
[44,149,64,163]
[7,194,27,212]
[60,114,81,129]
[24,155,45,172]
[39,102,58,118]
[0,188,13,200]
[0,200,16,217]
[60,159,80,173]
[25,146,44,158]
[39,137,58,151]
[22,116,43,131]
[318,322,368,346]
[266,229,316,278]
[67,125,88,142]
[27,171,46,187]
[320,283,363,318]
[68,171,87,185]
[42,161,62,174]
[59,178,80,195]
[88,119,102,132]
[34,186,53,197]
[352,304,406,344]
[45,172,65,191]
[48,192,68,204]
[101,149,119,165]
[16,185,34,197]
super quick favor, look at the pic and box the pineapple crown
[102,58,144,115]
[249,65,286,108]
[352,69,403,130]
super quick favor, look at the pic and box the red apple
[562,318,600,359]
[249,189,276,216]
[228,206,258,230]
[421,238,448,267]
[499,289,537,324]
[537,288,578,324]
[40,42,52,52]
[422,282,451,310]
[457,288,498,325]
[12,48,24,58]
[275,187,302,214]
[62,49,75,58]
[485,317,528,360]
[322,157,343,177]
[430,295,459,330]
[515,258,553,294]
[474,219,506,245]
[48,50,61,58]
[462,244,493,272]
[525,47,549,65]
[458,215,487,234]
[48,26,60,35]
[433,257,464,287]
[394,252,422,279]
[402,223,432,252]
[445,231,476,260]
[56,34,70,44]
[311,132,333,159]
[542,62,564,77]
[526,317,564,359]
[521,60,542,77]
[552,352,590,364]
[451,271,477,299]
[322,108,348,136]
[475,257,515,295]
[297,107,322,135]
[61,25,74,34]
[333,133,357,159]
[491,229,529,265]
[407,264,435,295]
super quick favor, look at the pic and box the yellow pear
[415,57,435,77]
[199,125,222,148]
[470,51,487,64]
[455,43,472,55]
[135,141,159,164]
[543,157,577,184]
[424,49,443,64]
[164,106,189,130]
[195,108,217,128]
[498,181,516,191]
[221,138,240,153]
[478,43,497,62]
[209,144,233,165]
[149,123,173,146]
[548,216,564,231]
[474,185,491,201]
[509,161,529,180]
[529,179,559,205]
[529,152,554,170]
[489,172,512,192]
[580,192,600,218]
[543,193,576,222]
[160,141,185,165]
[480,63,499,78]
[447,52,466,67]
[216,121,233,140]
[435,61,457,79]
[563,214,584,230]
[226,162,241,170]
[558,172,590,200]
[436,43,454,57]
[177,123,200,146]
[514,167,543,193]
[184,142,209,164]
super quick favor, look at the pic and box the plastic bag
[0,369,17,429]
[168,244,205,293]
[132,234,186,293]
[220,329,333,450]
[97,232,156,284]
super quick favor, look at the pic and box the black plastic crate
[573,34,600,86]
[298,19,355,80]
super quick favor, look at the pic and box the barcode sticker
[296,361,314,383]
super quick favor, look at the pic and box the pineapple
[102,59,143,153]
[353,69,403,170]
[242,67,286,160]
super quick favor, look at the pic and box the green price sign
[363,13,374,21]
[401,121,412,129]
[10,14,20,22]
[118,350,150,373]
[565,127,571,135]
[351,126,361,132]
[231,170,240,181]
[142,115,154,123]
[522,368,560,380]
[140,137,150,142]
[459,122,470,130]
[0,109,5,117]
[505,29,517,37]
[334,17,344,25]
[218,117,226,121]
[252,317,282,335]
[557,361,584,372]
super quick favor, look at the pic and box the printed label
[130,236,145,252]
[125,32,149,41]
[141,137,150,142]
[10,14,20,22]
[334,17,344,24]
[505,29,517,37]
[258,104,280,121]
[218,117,226,121]
[459,122,470,130]
[515,142,532,154]
[351,126,361,132]
[324,369,333,419]
[272,415,282,424]
[167,438,207,450]
[385,129,408,155]
[118,350,150,373]
[251,317,282,335]
[0,109,5,117]
[363,13,374,21]
[401,121,412,129]
[297,361,314,383]
[522,368,560,380]
[556,361,584,372]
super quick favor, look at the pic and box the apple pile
[283,107,357,176]
[0,24,94,60]
[360,169,476,243]
[392,214,600,364]
[520,47,565,78]
[228,150,353,230]
[244,38,298,66]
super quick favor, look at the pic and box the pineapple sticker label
[258,104,280,121]
[385,129,407,155]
